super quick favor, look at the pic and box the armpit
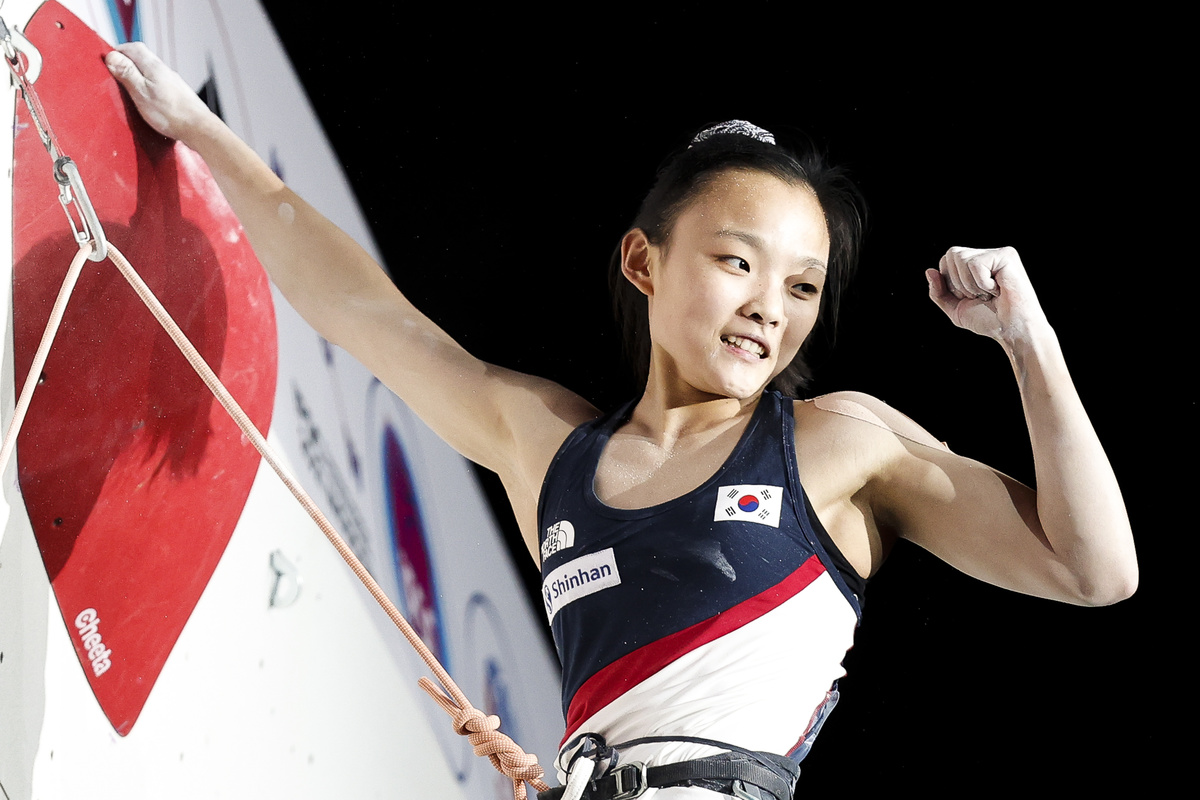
[808,394,951,452]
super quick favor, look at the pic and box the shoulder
[794,391,948,452]
[791,391,950,493]
[795,391,1016,545]
[790,391,957,537]
[788,391,948,578]
[495,376,601,484]
[488,378,601,563]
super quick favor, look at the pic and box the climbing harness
[542,734,798,800]
[0,17,548,800]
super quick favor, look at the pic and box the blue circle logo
[738,495,759,513]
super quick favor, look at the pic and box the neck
[628,381,763,447]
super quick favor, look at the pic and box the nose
[741,280,783,328]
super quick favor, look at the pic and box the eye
[721,256,750,272]
[792,282,821,298]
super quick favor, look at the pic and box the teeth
[722,335,766,358]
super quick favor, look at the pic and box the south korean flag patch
[714,485,783,528]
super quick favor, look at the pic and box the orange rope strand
[104,243,551,800]
[1,241,549,800]
[0,242,93,475]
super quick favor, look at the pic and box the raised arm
[105,44,597,555]
[867,246,1136,605]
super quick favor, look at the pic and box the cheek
[647,296,699,355]
[786,305,821,349]
[658,282,721,329]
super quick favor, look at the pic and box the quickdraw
[3,12,107,260]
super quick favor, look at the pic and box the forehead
[674,169,831,262]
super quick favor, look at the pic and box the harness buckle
[732,779,761,800]
[609,761,647,800]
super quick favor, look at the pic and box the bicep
[811,392,1107,604]
[351,292,595,464]
[878,446,1086,602]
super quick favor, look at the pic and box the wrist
[175,108,226,153]
[1004,320,1066,382]
[998,303,1054,352]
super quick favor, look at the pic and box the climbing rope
[1,19,550,800]
[105,241,551,800]
[0,241,91,474]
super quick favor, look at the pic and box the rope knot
[451,703,500,737]
[418,677,551,800]
[43,247,554,800]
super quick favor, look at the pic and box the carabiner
[55,157,108,262]
[1,14,42,85]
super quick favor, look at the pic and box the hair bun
[690,120,776,148]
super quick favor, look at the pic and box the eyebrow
[714,228,828,273]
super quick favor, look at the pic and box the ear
[620,229,656,297]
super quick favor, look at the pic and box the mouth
[721,334,768,359]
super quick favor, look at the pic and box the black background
[259,5,1182,791]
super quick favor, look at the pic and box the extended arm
[876,247,1136,605]
[105,44,596,554]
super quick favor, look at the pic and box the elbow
[1056,522,1139,606]
[1078,577,1137,607]
[1070,561,1139,607]
[1105,565,1139,605]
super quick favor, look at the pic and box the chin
[708,373,773,401]
[670,356,774,401]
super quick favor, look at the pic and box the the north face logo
[541,519,576,560]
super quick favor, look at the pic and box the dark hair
[608,125,865,396]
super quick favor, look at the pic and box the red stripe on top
[562,554,826,744]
